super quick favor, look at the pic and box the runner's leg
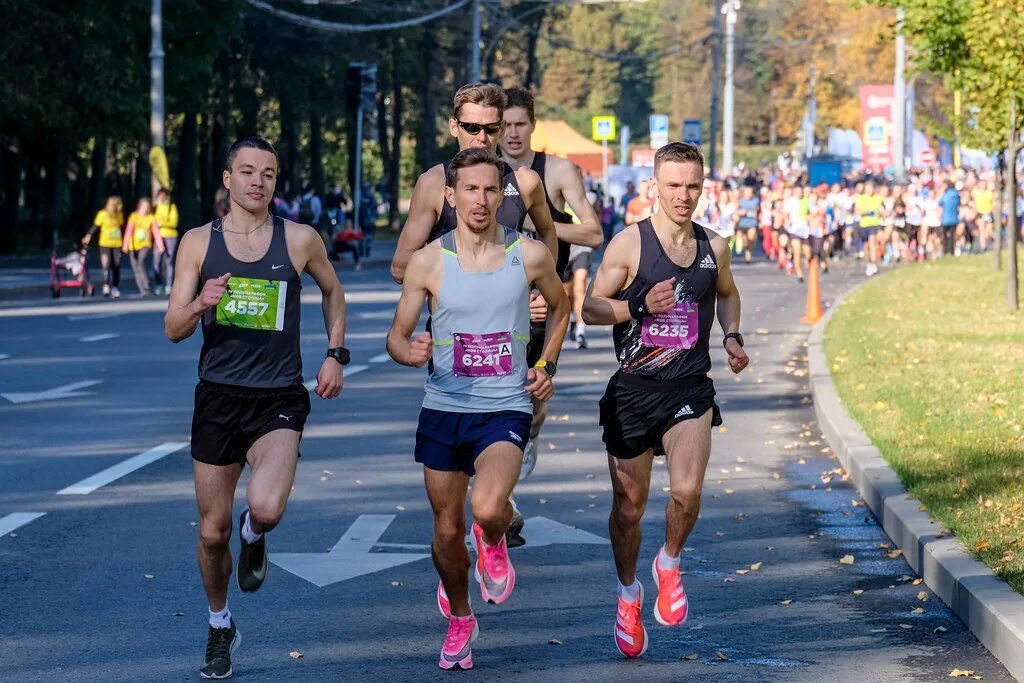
[194,460,244,611]
[608,450,654,585]
[660,411,713,555]
[425,468,472,617]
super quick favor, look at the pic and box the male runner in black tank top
[165,137,349,680]
[390,83,558,284]
[583,143,749,660]
[499,86,605,545]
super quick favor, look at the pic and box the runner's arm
[151,218,165,253]
[711,235,748,374]
[387,249,434,367]
[302,225,346,399]
[519,168,559,259]
[391,169,440,284]
[165,228,212,342]
[581,229,637,325]
[551,160,603,247]
[524,240,569,365]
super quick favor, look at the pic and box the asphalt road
[0,256,1013,682]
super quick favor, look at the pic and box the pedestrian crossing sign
[592,116,616,141]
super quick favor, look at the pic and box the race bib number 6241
[215,277,287,331]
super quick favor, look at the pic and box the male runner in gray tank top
[387,148,568,671]
[390,83,558,284]
[583,143,749,660]
[165,137,349,680]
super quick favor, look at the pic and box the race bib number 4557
[215,276,287,331]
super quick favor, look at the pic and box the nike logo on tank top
[429,161,528,243]
[422,228,532,415]
[612,219,717,387]
[198,215,303,388]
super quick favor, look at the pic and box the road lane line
[369,353,391,363]
[67,312,126,321]
[0,512,46,536]
[80,333,120,343]
[57,441,189,495]
[0,354,10,361]
[303,364,368,391]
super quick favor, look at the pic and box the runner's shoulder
[178,223,212,252]
[416,163,446,191]
[406,240,442,278]
[604,223,642,261]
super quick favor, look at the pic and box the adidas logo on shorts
[504,183,520,197]
[509,431,523,443]
[699,254,717,269]
[674,404,694,418]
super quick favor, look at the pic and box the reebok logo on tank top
[699,254,717,269]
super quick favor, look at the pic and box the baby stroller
[50,249,94,298]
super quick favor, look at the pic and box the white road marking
[57,441,189,495]
[0,512,46,537]
[304,364,368,391]
[80,333,119,343]
[2,380,103,405]
[67,312,126,321]
[354,311,396,320]
[369,353,391,363]
[0,354,10,361]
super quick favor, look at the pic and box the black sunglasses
[456,120,504,135]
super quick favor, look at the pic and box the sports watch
[723,333,744,348]
[326,347,351,365]
[534,360,557,378]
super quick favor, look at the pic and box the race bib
[452,331,514,377]
[135,228,149,243]
[215,276,287,331]
[641,301,698,350]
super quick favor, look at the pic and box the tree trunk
[280,97,300,194]
[47,143,67,251]
[177,111,200,230]
[90,137,107,214]
[994,151,1003,271]
[524,7,544,89]
[389,53,403,231]
[310,109,325,200]
[416,30,439,173]
[0,147,20,253]
[1007,96,1019,311]
[133,143,150,206]
[199,113,212,222]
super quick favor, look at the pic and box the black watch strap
[326,347,351,365]
[723,332,744,348]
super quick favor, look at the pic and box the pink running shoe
[651,553,688,626]
[438,614,479,670]
[436,580,472,619]
[614,582,647,659]
[473,523,515,604]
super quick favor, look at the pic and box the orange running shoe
[651,552,688,626]
[614,582,648,659]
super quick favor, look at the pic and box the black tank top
[529,151,574,276]
[430,161,527,242]
[198,215,303,388]
[612,218,718,388]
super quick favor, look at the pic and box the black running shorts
[191,380,310,467]
[599,374,722,459]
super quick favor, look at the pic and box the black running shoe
[236,510,268,593]
[505,510,526,548]
[200,620,241,679]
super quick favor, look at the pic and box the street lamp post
[722,0,739,177]
[893,8,906,182]
[150,0,165,196]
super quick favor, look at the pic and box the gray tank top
[422,227,532,414]
[198,215,303,388]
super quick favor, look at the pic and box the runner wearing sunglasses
[391,83,558,284]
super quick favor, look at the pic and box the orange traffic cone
[801,257,824,324]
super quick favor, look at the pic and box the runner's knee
[248,495,286,530]
[433,517,467,548]
[612,488,648,526]
[470,496,507,529]
[669,483,702,517]
[199,519,231,550]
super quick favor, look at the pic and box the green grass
[824,252,1024,594]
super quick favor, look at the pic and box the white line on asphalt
[0,512,46,536]
[67,312,126,321]
[56,442,189,495]
[369,353,391,363]
[354,311,395,320]
[2,380,103,405]
[303,364,369,391]
[80,333,119,343]
[0,354,10,361]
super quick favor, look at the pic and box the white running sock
[241,511,262,544]
[618,579,641,603]
[575,322,587,337]
[657,546,680,571]
[209,605,231,629]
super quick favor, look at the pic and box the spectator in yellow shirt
[82,195,124,298]
[122,198,165,296]
[154,188,180,295]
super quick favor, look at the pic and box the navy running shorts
[415,408,532,476]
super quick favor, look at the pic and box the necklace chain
[216,212,271,235]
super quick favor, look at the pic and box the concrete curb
[808,283,1024,682]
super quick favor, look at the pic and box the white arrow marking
[2,380,103,405]
[80,333,119,343]
[57,441,189,495]
[303,364,368,391]
[272,515,608,588]
[271,515,429,588]
[369,353,391,364]
[0,512,46,537]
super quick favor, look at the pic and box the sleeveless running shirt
[612,218,718,387]
[422,227,532,415]
[430,161,527,242]
[198,215,303,388]
[529,151,574,276]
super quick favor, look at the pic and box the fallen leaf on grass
[975,538,990,551]
[681,653,699,660]
[839,555,855,565]
[289,651,304,659]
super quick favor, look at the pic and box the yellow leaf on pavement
[750,562,762,571]
[289,651,304,659]
[839,555,855,565]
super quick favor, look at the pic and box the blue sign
[650,114,670,148]
[683,119,702,146]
